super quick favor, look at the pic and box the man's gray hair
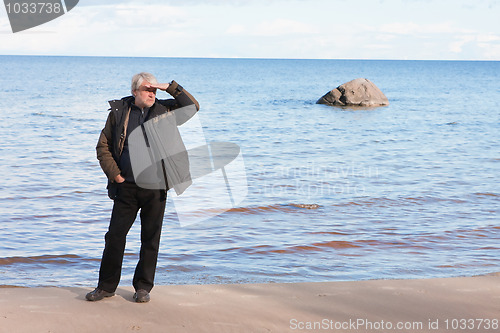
[131,72,158,93]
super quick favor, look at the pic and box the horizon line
[0,54,498,62]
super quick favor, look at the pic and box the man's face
[134,81,157,109]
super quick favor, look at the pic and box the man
[87,72,199,303]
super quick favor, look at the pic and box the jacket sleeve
[96,111,121,181]
[166,80,200,111]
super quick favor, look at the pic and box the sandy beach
[1,273,499,333]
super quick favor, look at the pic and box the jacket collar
[108,95,134,111]
[108,96,167,113]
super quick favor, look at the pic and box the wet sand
[1,273,499,332]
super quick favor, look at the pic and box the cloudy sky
[1,0,499,60]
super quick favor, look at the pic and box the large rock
[317,78,389,107]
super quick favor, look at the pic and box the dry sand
[1,273,499,333]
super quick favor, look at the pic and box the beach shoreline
[1,272,499,332]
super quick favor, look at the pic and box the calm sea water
[0,56,499,288]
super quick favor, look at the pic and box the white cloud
[226,24,246,35]
[449,36,476,54]
[225,18,319,37]
[365,43,392,50]
[449,33,500,59]
[378,21,473,36]
[479,43,500,60]
[477,34,500,43]
[113,4,187,28]
[0,3,195,56]
[253,19,319,37]
[375,34,397,42]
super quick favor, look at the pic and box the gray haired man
[87,73,199,302]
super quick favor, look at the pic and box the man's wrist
[166,80,177,95]
[166,80,184,96]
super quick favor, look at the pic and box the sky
[0,0,499,60]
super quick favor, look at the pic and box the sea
[0,56,499,288]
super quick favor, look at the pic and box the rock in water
[317,78,389,107]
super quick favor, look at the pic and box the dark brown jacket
[96,80,199,198]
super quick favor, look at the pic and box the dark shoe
[86,288,115,301]
[133,289,150,303]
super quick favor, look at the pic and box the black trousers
[97,182,166,293]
